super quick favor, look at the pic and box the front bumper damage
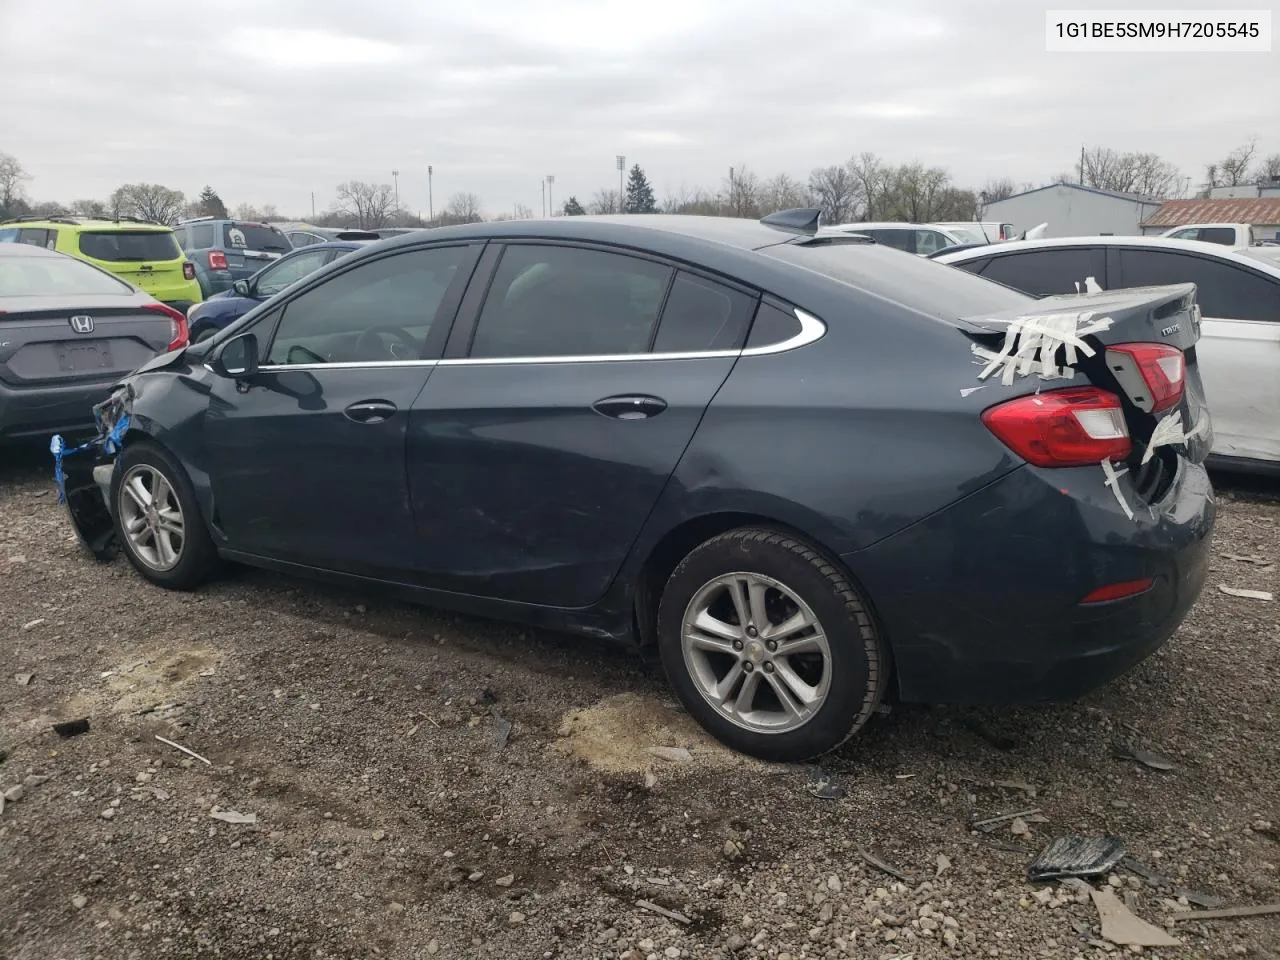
[55,384,133,562]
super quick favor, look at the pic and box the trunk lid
[222,222,291,280]
[0,297,173,386]
[959,283,1210,483]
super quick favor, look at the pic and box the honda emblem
[69,315,95,334]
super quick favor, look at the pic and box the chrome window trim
[251,307,825,372]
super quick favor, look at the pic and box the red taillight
[208,251,228,271]
[982,387,1132,467]
[143,302,189,351]
[183,261,196,281]
[1080,578,1154,604]
[1106,343,1185,414]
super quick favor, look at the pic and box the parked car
[185,240,374,342]
[931,221,1017,244]
[821,221,964,256]
[935,236,1280,472]
[0,216,202,313]
[282,225,382,247]
[0,244,188,442]
[59,211,1214,760]
[173,218,292,297]
[1159,223,1255,247]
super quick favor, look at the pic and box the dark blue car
[59,211,1214,761]
[185,240,371,342]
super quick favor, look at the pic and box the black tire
[656,527,888,762]
[110,440,220,590]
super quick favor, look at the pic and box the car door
[913,229,953,256]
[202,242,483,577]
[1112,247,1280,464]
[406,241,756,607]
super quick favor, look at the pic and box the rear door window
[977,248,1100,296]
[190,224,217,249]
[914,230,952,256]
[1167,228,1199,241]
[16,228,55,249]
[863,229,913,252]
[77,230,181,262]
[254,249,332,298]
[223,222,291,254]
[650,271,753,353]
[1116,248,1280,322]
[468,244,672,359]
[1195,227,1236,245]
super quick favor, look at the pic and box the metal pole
[547,175,555,217]
[310,192,315,219]
[392,170,400,210]
[617,155,625,213]
[541,180,546,218]
[729,166,735,214]
[428,166,434,222]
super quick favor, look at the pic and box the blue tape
[50,410,131,505]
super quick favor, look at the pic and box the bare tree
[71,198,108,218]
[29,200,70,218]
[1208,138,1259,187]
[724,164,759,218]
[232,202,282,222]
[1254,153,1280,183]
[1075,147,1182,197]
[0,152,29,216]
[979,177,1018,205]
[756,173,809,216]
[807,165,860,223]
[333,181,396,229]
[442,192,482,224]
[589,189,621,215]
[848,153,892,220]
[110,183,187,224]
[884,163,953,221]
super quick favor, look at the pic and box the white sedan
[934,236,1280,471]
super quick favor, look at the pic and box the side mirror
[210,333,259,379]
[233,279,252,297]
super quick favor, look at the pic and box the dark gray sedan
[0,244,188,441]
[59,211,1214,760]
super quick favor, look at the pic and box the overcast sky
[0,0,1274,218]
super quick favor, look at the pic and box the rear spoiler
[333,230,381,241]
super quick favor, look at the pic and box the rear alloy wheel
[111,442,219,590]
[657,528,888,761]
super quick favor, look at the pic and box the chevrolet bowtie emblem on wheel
[69,315,95,334]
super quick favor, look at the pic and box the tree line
[3,140,1277,229]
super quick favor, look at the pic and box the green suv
[0,216,203,312]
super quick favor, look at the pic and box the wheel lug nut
[763,662,774,673]
[746,626,758,638]
[743,662,754,672]
[766,640,777,652]
[733,640,744,651]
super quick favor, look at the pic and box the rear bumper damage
[848,457,1214,705]
[58,384,133,562]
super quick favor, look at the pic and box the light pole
[541,179,546,218]
[546,175,555,216]
[427,165,434,222]
[616,155,626,213]
[392,170,400,212]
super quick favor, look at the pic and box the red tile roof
[1142,198,1280,227]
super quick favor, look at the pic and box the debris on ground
[491,713,513,751]
[646,746,693,763]
[13,673,33,686]
[935,853,952,876]
[1028,836,1126,882]
[52,718,90,738]
[858,848,912,883]
[1167,903,1280,923]
[1090,888,1181,947]
[1112,738,1177,772]
[155,734,211,765]
[1218,585,1274,601]
[806,767,845,800]
[1220,552,1273,568]
[972,808,1042,832]
[635,899,691,925]
[210,809,257,824]
[959,716,1017,751]
[21,618,45,631]
[1010,817,1031,837]
[992,778,1037,797]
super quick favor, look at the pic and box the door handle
[592,394,668,420]
[344,400,398,424]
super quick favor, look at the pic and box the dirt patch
[556,692,766,775]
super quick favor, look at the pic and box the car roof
[295,239,372,251]
[825,221,945,231]
[0,242,63,258]
[934,234,1280,276]
[0,217,172,232]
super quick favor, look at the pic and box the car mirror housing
[233,279,252,296]
[210,332,259,378]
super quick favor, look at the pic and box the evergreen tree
[197,185,228,219]
[562,195,586,216]
[623,165,656,213]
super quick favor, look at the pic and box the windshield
[224,222,291,253]
[78,230,181,262]
[762,240,1032,326]
[0,254,133,296]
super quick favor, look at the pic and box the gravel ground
[2,445,1278,960]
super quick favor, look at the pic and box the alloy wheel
[117,464,186,571]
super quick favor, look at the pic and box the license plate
[56,342,112,372]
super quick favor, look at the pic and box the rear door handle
[344,400,398,423]
[592,394,667,420]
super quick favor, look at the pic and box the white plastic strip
[1101,459,1134,520]
[1141,409,1210,464]
[973,312,1114,386]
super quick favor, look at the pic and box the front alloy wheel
[117,464,186,570]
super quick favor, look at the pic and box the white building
[983,183,1163,238]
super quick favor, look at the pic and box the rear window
[78,230,181,263]
[0,254,133,297]
[223,222,291,253]
[1196,227,1236,245]
[761,241,1032,326]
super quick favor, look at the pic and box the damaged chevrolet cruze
[56,210,1215,761]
